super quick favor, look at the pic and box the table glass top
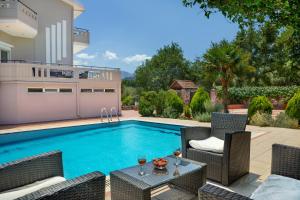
[119,156,203,187]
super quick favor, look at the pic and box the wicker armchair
[198,144,300,200]
[0,151,106,200]
[181,112,250,185]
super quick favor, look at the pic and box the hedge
[217,86,300,103]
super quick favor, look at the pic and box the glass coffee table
[110,156,207,200]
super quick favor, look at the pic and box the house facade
[170,80,197,104]
[0,0,121,124]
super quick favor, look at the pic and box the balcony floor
[0,110,299,199]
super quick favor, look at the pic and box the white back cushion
[0,176,66,200]
[189,136,224,153]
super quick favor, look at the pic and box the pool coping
[0,116,268,140]
[0,119,186,147]
[0,119,186,135]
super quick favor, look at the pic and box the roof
[170,80,197,90]
[61,0,85,18]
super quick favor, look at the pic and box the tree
[135,43,191,91]
[234,23,299,86]
[182,0,300,83]
[182,1,300,30]
[201,40,254,112]
[189,59,217,90]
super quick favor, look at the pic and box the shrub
[162,107,181,119]
[190,87,210,116]
[122,95,134,106]
[155,90,167,116]
[204,100,224,113]
[194,112,211,122]
[216,86,300,104]
[273,112,298,129]
[285,91,300,122]
[163,90,184,118]
[250,112,273,127]
[184,105,192,118]
[138,91,157,116]
[248,96,273,118]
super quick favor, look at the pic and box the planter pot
[228,104,245,109]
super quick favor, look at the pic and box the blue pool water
[0,121,182,178]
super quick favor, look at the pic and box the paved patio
[0,110,299,198]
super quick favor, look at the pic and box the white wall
[0,81,121,124]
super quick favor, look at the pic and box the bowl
[153,158,168,170]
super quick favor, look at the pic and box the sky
[74,0,239,73]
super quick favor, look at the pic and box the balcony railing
[73,27,89,44]
[0,61,120,82]
[0,0,38,37]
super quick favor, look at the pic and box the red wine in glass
[173,148,181,166]
[173,150,181,157]
[138,158,146,166]
[138,156,146,175]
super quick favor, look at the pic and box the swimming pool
[0,120,182,178]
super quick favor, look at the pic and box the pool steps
[100,107,120,122]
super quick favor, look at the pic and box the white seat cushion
[251,174,300,200]
[0,176,66,200]
[189,136,224,153]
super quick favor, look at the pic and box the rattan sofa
[198,144,300,200]
[0,151,106,200]
[181,112,250,185]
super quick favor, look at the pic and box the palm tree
[202,40,255,112]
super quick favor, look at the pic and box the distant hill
[121,71,134,79]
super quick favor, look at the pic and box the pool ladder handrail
[100,107,111,122]
[110,107,120,122]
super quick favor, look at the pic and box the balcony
[73,27,89,54]
[0,0,38,38]
[0,61,120,83]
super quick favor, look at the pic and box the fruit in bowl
[153,158,168,169]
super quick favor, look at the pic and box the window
[32,67,36,77]
[105,89,115,93]
[1,50,9,62]
[45,88,58,93]
[79,71,88,79]
[50,69,73,78]
[59,88,72,93]
[0,41,12,62]
[28,88,43,93]
[94,89,104,93]
[81,89,93,93]
[44,69,47,77]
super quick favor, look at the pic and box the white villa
[0,0,121,124]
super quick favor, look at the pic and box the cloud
[76,53,96,60]
[74,59,89,66]
[123,54,151,64]
[103,50,118,60]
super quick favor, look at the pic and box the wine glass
[173,148,181,166]
[137,155,146,176]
